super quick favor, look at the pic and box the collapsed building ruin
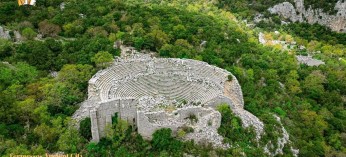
[73,46,264,148]
[296,55,325,66]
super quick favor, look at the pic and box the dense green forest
[0,0,345,156]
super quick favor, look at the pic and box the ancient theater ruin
[73,46,264,148]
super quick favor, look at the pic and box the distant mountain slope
[219,0,345,32]
[269,0,346,32]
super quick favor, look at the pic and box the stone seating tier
[106,74,222,104]
[89,57,230,105]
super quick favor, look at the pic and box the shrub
[152,128,174,151]
[91,51,114,68]
[22,28,37,40]
[38,20,61,37]
[208,120,212,126]
[181,126,194,133]
[152,128,183,153]
[186,114,198,123]
[17,21,34,31]
[80,117,92,140]
[177,129,186,138]
[228,75,233,81]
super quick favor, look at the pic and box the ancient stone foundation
[73,46,264,148]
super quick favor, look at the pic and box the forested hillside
[0,0,345,156]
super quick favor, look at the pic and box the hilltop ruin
[73,46,263,148]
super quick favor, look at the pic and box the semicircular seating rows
[90,57,229,104]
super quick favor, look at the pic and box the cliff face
[269,0,346,32]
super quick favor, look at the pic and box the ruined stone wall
[137,111,180,139]
[95,100,120,139]
[119,99,137,125]
[205,95,235,109]
[90,109,99,142]
[90,99,137,142]
[72,99,97,126]
[136,106,225,147]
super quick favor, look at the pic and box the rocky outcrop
[0,26,24,42]
[269,0,346,32]
[0,26,11,40]
[14,31,23,42]
[296,55,325,66]
[264,115,299,157]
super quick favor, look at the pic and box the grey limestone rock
[269,0,346,32]
[0,26,11,40]
[264,115,299,157]
[14,31,23,42]
[296,55,325,66]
